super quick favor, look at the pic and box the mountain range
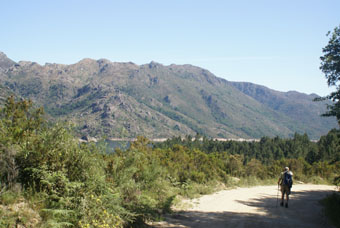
[0,52,337,140]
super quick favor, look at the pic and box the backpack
[283,171,293,188]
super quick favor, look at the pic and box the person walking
[278,166,293,208]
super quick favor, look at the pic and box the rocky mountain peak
[97,58,111,65]
[18,61,36,66]
[148,61,162,69]
[77,58,97,65]
[0,51,16,70]
[0,51,7,58]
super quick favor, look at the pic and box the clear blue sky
[1,0,340,96]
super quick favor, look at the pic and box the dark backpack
[283,172,293,188]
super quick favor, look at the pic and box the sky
[1,0,340,96]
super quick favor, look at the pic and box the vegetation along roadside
[0,96,339,227]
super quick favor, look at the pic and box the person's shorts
[281,185,291,195]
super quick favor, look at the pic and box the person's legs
[285,186,290,208]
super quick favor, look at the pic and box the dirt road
[151,184,336,228]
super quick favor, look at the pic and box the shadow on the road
[152,189,335,228]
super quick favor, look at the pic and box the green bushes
[155,131,340,184]
[0,97,185,227]
[0,97,127,227]
[104,137,178,225]
[1,96,340,227]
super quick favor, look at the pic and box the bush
[334,176,340,189]
[0,97,129,227]
[0,190,21,205]
[105,137,176,225]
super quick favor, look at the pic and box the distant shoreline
[79,137,320,143]
[107,137,261,142]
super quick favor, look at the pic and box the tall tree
[319,25,340,125]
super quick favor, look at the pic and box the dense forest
[0,97,339,227]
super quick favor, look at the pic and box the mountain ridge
[0,52,337,139]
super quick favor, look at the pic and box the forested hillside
[0,97,339,227]
[0,52,337,139]
[230,82,337,137]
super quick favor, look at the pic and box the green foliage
[0,97,129,227]
[0,190,21,205]
[104,137,176,225]
[0,97,339,227]
[222,154,243,177]
[154,144,227,184]
[317,129,340,163]
[0,96,44,189]
[245,159,266,178]
[155,131,340,183]
[46,89,105,116]
[77,193,125,228]
[333,176,340,188]
[40,208,74,228]
[0,144,18,189]
[319,25,340,125]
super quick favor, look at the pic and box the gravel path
[151,184,336,228]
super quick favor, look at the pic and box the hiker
[278,166,293,208]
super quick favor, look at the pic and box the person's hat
[285,167,289,171]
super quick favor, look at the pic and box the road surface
[151,184,336,228]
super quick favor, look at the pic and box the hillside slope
[230,82,337,139]
[0,52,337,139]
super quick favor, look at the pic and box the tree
[319,25,340,125]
